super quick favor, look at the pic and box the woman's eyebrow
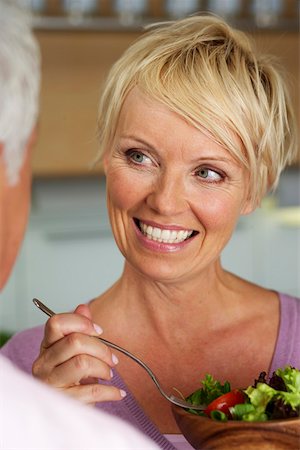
[119,135,157,150]
[194,156,236,164]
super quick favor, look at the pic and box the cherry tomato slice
[204,389,245,418]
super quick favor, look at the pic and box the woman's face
[103,88,252,283]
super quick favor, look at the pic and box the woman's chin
[128,259,193,284]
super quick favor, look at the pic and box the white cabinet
[222,210,299,296]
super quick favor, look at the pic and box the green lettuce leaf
[185,366,300,421]
[186,374,230,406]
[275,366,300,404]
[242,367,300,421]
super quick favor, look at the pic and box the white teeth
[152,227,161,239]
[161,229,171,240]
[170,230,177,240]
[139,221,193,244]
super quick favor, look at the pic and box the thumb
[73,304,103,335]
[74,303,92,320]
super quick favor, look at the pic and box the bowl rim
[172,405,300,426]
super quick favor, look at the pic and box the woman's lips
[133,218,198,251]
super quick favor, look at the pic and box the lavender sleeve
[269,292,300,376]
[0,325,44,374]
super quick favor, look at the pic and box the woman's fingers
[32,305,127,404]
[35,332,118,375]
[38,354,113,387]
[65,383,126,404]
[41,306,102,348]
[74,303,93,320]
[32,339,124,404]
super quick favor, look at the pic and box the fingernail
[112,354,119,365]
[93,323,103,334]
[120,389,127,398]
[110,368,114,378]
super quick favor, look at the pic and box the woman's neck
[90,259,246,344]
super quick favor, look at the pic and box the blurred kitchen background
[0,0,299,339]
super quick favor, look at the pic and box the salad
[185,366,300,422]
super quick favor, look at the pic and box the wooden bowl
[172,405,300,450]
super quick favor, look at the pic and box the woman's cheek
[108,166,153,209]
[194,194,242,232]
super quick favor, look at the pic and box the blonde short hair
[97,14,297,206]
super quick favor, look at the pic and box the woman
[2,14,299,450]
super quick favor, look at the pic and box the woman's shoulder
[269,291,300,374]
[278,291,300,337]
[0,324,44,374]
[278,291,300,306]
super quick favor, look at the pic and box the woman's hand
[32,304,126,405]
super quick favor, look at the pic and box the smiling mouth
[134,219,198,244]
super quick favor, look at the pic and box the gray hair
[0,1,40,185]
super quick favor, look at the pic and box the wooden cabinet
[33,30,140,176]
[32,29,299,177]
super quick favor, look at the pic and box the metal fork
[33,298,205,411]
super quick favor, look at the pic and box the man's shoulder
[0,354,158,450]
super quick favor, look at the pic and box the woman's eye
[196,167,223,182]
[127,150,152,165]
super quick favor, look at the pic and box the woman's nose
[146,171,187,216]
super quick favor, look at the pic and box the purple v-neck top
[1,292,299,450]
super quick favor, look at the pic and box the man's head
[0,1,40,289]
